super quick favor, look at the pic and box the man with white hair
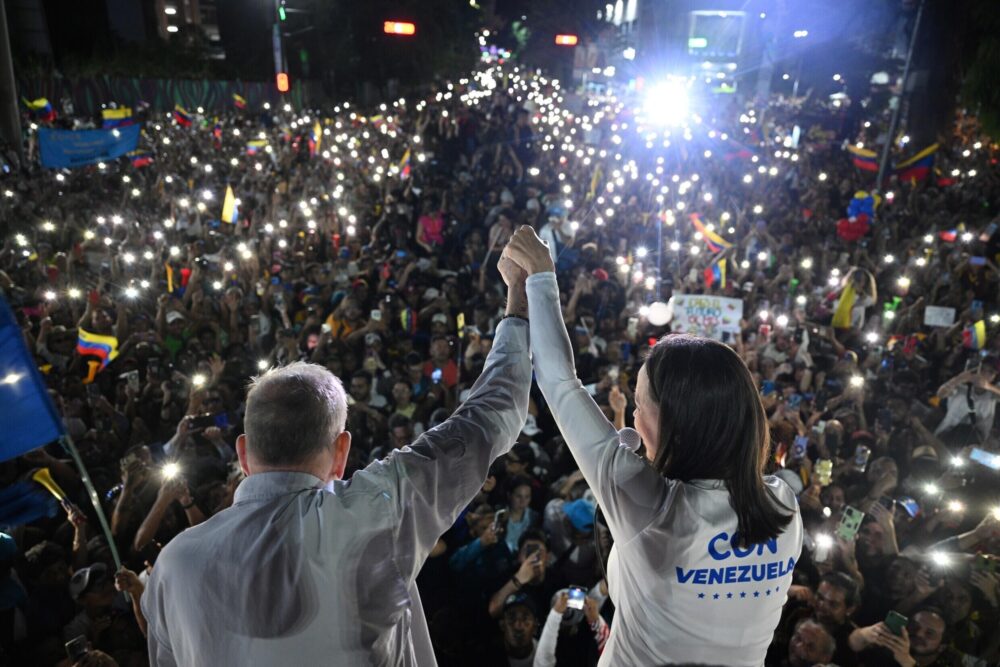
[142,260,532,666]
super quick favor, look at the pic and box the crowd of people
[1,56,1000,666]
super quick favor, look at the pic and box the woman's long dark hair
[644,334,793,547]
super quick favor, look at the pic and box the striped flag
[308,120,322,156]
[847,145,878,171]
[173,105,192,127]
[128,150,154,168]
[76,329,119,369]
[690,213,732,253]
[894,143,938,183]
[246,139,267,155]
[703,258,727,289]
[233,93,247,110]
[963,320,987,350]
[101,107,133,128]
[221,185,238,224]
[399,148,411,179]
[23,97,56,123]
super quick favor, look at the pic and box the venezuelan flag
[894,143,938,183]
[847,144,878,172]
[246,139,267,155]
[690,213,732,253]
[128,150,153,168]
[399,307,417,335]
[703,258,727,289]
[308,120,322,156]
[212,120,223,141]
[233,93,247,110]
[23,97,55,122]
[76,329,119,368]
[399,148,411,179]
[173,105,192,127]
[221,185,238,224]
[963,320,987,350]
[101,107,133,128]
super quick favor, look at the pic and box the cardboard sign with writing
[670,294,744,340]
[923,306,956,328]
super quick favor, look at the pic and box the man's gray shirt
[141,319,530,666]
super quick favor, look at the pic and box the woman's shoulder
[763,474,801,508]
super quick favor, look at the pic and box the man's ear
[236,434,251,476]
[329,431,352,481]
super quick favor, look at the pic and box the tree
[959,0,1000,137]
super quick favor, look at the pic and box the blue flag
[0,297,64,461]
[38,124,141,169]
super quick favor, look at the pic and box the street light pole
[0,0,23,160]
[876,0,925,191]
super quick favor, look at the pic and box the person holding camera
[488,530,564,621]
[140,257,532,666]
[533,588,609,667]
[503,226,803,666]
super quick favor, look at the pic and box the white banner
[923,306,956,328]
[670,294,744,340]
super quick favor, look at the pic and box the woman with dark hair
[504,226,803,666]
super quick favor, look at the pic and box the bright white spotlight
[642,79,690,127]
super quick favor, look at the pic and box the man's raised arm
[363,258,531,581]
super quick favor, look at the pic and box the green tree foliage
[960,0,1000,137]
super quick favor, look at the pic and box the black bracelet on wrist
[511,577,523,590]
[181,500,195,510]
[502,314,529,324]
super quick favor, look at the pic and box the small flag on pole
[233,93,247,110]
[221,185,239,224]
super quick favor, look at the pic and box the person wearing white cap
[503,226,802,667]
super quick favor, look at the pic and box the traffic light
[554,34,579,46]
[276,72,290,93]
[383,21,416,36]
